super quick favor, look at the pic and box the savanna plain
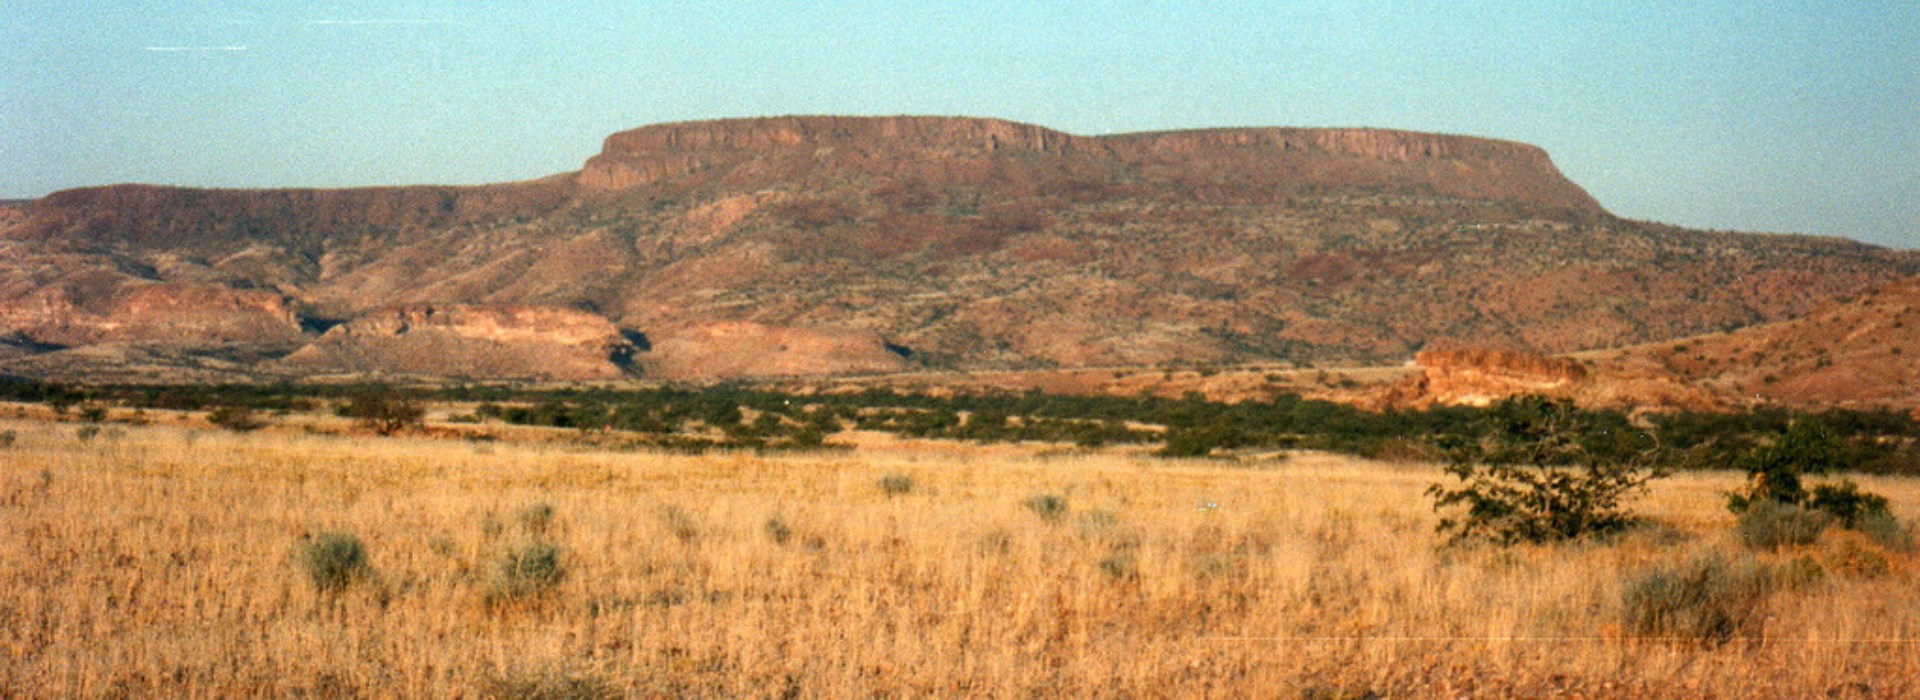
[3,410,1919,698]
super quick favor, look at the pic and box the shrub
[208,405,268,432]
[74,425,101,442]
[1821,535,1894,578]
[764,517,793,546]
[1024,494,1068,523]
[300,532,373,594]
[77,404,108,423]
[878,474,915,497]
[1726,421,1848,512]
[0,429,16,448]
[1156,425,1248,458]
[1805,481,1890,529]
[1725,422,1894,533]
[1736,500,1831,550]
[1429,397,1664,544]
[1860,511,1915,553]
[340,387,425,436]
[1621,554,1773,646]
[490,543,565,601]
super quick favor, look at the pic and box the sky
[3,1,1916,248]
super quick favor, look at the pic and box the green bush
[1429,397,1665,544]
[1726,421,1848,512]
[1735,500,1830,551]
[1725,422,1894,535]
[490,543,565,601]
[300,532,373,594]
[1805,481,1890,529]
[1155,425,1248,458]
[1621,554,1773,646]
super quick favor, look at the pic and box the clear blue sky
[4,1,1916,248]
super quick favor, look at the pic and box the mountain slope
[1594,275,1920,409]
[2,115,1915,382]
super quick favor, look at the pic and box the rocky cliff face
[581,116,1088,191]
[277,304,638,381]
[578,116,1602,213]
[1103,127,1604,212]
[1377,347,1589,408]
[1373,346,1721,411]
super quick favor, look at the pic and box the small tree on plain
[208,405,268,432]
[340,386,425,436]
[1429,396,1666,545]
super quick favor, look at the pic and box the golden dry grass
[3,416,1919,698]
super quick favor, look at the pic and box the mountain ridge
[2,115,1914,389]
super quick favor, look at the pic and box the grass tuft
[1620,554,1773,646]
[878,474,915,497]
[299,532,373,594]
[489,543,565,602]
[1736,500,1831,551]
[1023,494,1068,522]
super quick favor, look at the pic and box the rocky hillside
[1591,275,1920,410]
[2,116,1915,383]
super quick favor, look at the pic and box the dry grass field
[3,413,1919,698]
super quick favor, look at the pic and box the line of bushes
[2,378,1915,473]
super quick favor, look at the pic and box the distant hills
[2,115,1915,396]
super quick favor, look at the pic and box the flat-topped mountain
[2,115,1914,384]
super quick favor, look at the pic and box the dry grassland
[3,417,1919,698]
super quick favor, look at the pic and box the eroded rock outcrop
[1389,347,1590,407]
[277,304,639,381]
[1375,346,1719,411]
[0,281,303,346]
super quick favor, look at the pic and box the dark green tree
[1429,396,1666,544]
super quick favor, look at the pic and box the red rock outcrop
[642,321,909,380]
[1374,346,1720,411]
[1389,347,1590,407]
[277,304,638,381]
